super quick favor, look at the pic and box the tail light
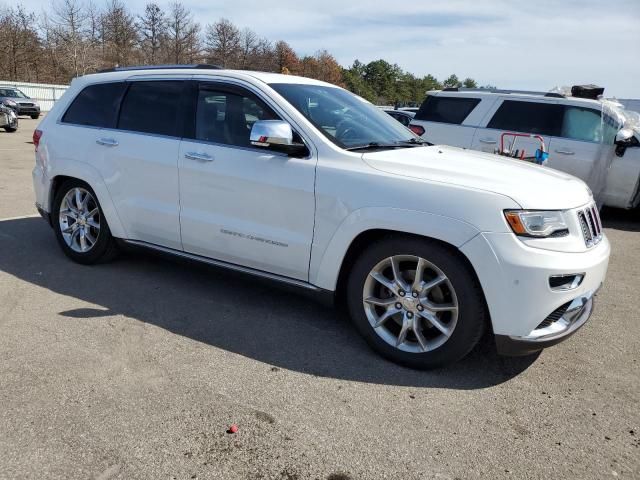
[409,124,425,136]
[33,129,43,150]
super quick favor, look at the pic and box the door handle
[185,152,214,162]
[555,149,575,155]
[96,137,119,147]
[479,139,496,144]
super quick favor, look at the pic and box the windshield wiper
[345,141,425,151]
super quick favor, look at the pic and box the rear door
[411,95,484,147]
[472,99,561,158]
[95,79,186,249]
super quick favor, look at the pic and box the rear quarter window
[414,96,481,124]
[61,82,127,128]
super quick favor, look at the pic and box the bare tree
[166,1,199,64]
[101,0,138,67]
[205,18,240,68]
[137,3,167,64]
[49,0,95,77]
[0,6,41,81]
[238,27,257,69]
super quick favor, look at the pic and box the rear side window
[415,96,480,124]
[118,81,183,136]
[488,100,564,136]
[62,82,126,128]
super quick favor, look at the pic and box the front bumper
[17,105,40,116]
[461,231,610,349]
[495,287,597,355]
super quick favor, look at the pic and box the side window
[61,82,126,128]
[118,81,183,136]
[195,87,279,147]
[488,100,564,136]
[561,106,604,143]
[414,96,481,124]
[398,114,412,127]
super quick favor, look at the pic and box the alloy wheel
[363,255,459,353]
[58,188,101,253]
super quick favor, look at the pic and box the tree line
[0,0,485,105]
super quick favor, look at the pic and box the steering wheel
[336,119,360,143]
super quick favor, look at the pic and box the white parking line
[0,214,40,221]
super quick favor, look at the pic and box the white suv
[32,66,610,368]
[409,87,640,209]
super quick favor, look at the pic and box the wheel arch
[48,167,126,238]
[310,207,483,293]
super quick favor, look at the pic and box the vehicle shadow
[0,217,539,390]
[601,206,640,232]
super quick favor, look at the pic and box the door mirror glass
[250,120,308,156]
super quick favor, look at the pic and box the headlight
[504,210,569,238]
[3,99,17,107]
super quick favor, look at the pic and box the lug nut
[398,290,405,297]
[412,292,418,298]
[395,302,402,310]
[417,305,424,311]
[407,312,413,319]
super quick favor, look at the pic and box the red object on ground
[228,424,238,434]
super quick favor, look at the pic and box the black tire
[31,114,40,119]
[52,179,119,264]
[346,236,486,369]
[3,126,17,132]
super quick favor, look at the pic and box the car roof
[428,88,603,107]
[77,67,338,89]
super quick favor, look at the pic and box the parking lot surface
[1,118,639,479]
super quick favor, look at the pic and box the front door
[178,81,317,281]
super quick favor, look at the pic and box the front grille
[18,102,34,107]
[577,204,603,248]
[536,301,571,330]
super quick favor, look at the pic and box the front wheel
[346,236,486,369]
[3,126,17,132]
[52,180,118,264]
[31,114,40,119]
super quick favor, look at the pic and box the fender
[47,159,128,239]
[310,207,481,291]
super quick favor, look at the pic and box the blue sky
[13,0,640,97]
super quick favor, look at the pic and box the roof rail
[440,87,565,98]
[96,64,222,73]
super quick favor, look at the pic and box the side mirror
[250,120,309,157]
[614,128,639,157]
[615,128,634,144]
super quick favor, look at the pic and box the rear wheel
[346,236,486,369]
[52,180,118,264]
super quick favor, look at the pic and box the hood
[362,145,592,209]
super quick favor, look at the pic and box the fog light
[549,273,585,291]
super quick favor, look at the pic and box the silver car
[0,87,40,119]
[0,103,18,132]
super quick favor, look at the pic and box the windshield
[270,83,421,149]
[0,88,28,98]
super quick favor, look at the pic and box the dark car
[383,108,415,127]
[0,87,41,119]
